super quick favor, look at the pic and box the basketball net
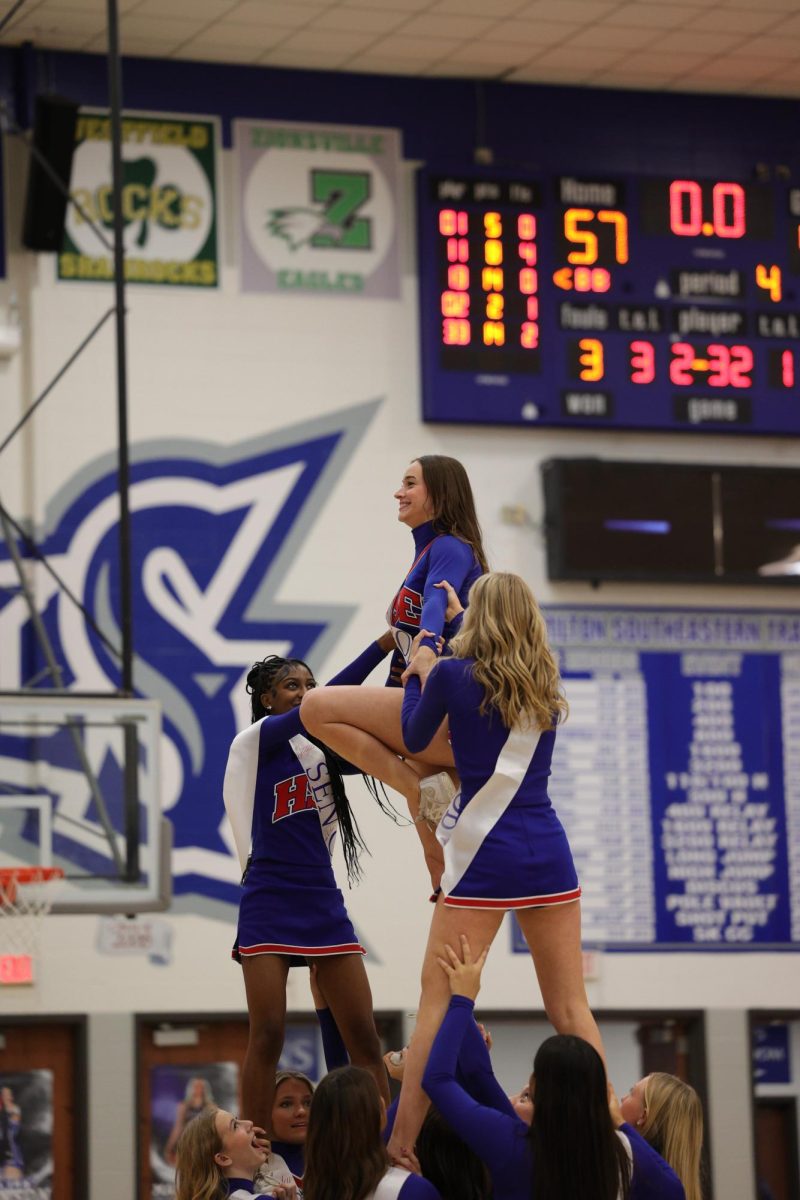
[0,867,63,985]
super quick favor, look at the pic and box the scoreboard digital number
[417,171,800,434]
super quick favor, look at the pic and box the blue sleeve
[326,640,389,687]
[400,663,450,754]
[383,1096,398,1141]
[623,1123,686,1200]
[257,642,389,754]
[457,1017,518,1119]
[398,1175,442,1200]
[316,1007,349,1071]
[418,539,476,653]
[422,996,527,1173]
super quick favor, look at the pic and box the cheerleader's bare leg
[241,954,291,1133]
[515,898,605,1062]
[313,952,391,1104]
[301,686,453,887]
[386,896,505,1162]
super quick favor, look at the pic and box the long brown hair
[415,455,488,571]
[303,1067,388,1200]
[174,1108,225,1200]
[449,572,568,730]
[529,1036,630,1200]
[640,1074,704,1200]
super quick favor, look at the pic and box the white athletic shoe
[418,771,457,826]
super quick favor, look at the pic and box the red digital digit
[783,350,795,389]
[526,297,539,320]
[442,318,471,346]
[439,209,468,237]
[670,342,695,385]
[441,291,469,318]
[520,321,538,348]
[518,213,536,239]
[729,345,753,388]
[518,241,537,265]
[706,344,731,387]
[712,182,746,239]
[630,340,655,384]
[446,237,469,263]
[519,268,538,295]
[448,264,469,291]
[669,181,703,236]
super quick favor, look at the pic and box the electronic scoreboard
[417,170,800,434]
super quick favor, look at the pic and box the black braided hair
[245,655,368,885]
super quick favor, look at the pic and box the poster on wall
[58,110,219,287]
[150,1062,238,1199]
[236,119,401,298]
[0,1070,54,1199]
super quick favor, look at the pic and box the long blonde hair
[174,1108,225,1200]
[449,572,567,730]
[640,1074,704,1200]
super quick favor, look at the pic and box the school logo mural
[0,403,378,912]
[236,120,401,299]
[58,110,219,286]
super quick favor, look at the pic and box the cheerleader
[304,573,602,1161]
[223,638,393,1134]
[303,1067,442,1200]
[423,937,686,1200]
[302,455,487,891]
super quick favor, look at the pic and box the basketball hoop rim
[0,867,65,885]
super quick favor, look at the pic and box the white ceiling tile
[568,25,663,49]
[7,8,103,35]
[394,13,496,39]
[683,54,794,77]
[768,13,800,37]
[591,69,678,87]
[368,33,466,58]
[178,21,288,48]
[346,55,429,74]
[730,35,800,58]
[605,49,713,72]
[171,41,264,62]
[529,44,626,68]
[719,0,799,9]
[484,18,580,44]
[31,0,112,10]
[312,8,410,34]
[273,28,380,54]
[441,40,535,65]
[424,59,508,77]
[646,30,748,54]
[261,47,352,68]
[746,79,800,95]
[686,9,784,34]
[430,0,528,13]
[515,0,621,21]
[604,4,709,29]
[345,0,433,9]
[222,1,326,26]
[509,65,598,83]
[130,0,232,16]
[119,14,207,39]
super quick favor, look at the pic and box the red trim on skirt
[234,940,366,958]
[443,886,582,911]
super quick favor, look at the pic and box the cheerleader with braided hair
[223,635,395,1134]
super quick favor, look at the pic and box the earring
[265,705,272,712]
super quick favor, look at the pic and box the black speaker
[22,95,79,252]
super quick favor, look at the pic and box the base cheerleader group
[176,455,704,1200]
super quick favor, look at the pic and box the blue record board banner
[540,606,800,950]
[418,170,800,435]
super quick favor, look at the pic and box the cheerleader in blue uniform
[223,637,394,1134]
[304,573,603,1162]
[302,456,486,891]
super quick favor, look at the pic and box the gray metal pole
[107,0,141,884]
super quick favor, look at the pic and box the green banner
[58,111,219,287]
